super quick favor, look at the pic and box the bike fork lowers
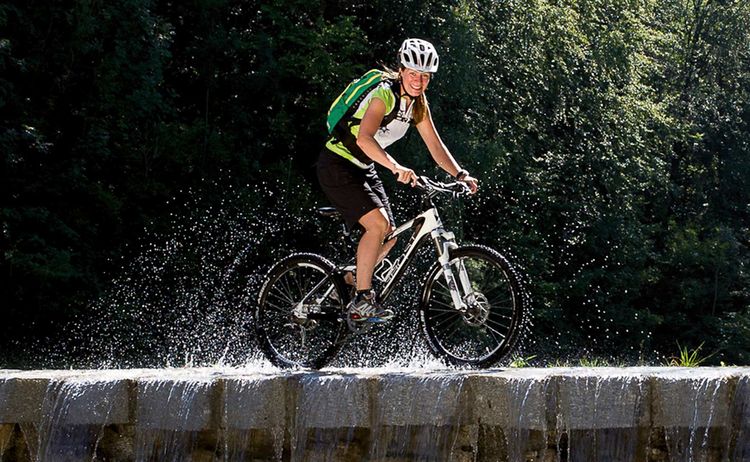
[431,229,467,312]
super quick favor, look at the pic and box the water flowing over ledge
[1,367,749,461]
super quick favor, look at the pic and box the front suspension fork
[433,231,468,312]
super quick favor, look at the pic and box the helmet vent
[398,38,439,73]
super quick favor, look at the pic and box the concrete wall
[0,367,748,461]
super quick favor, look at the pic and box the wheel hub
[463,292,490,326]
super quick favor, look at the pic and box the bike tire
[255,253,349,369]
[419,245,526,368]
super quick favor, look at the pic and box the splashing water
[2,367,750,461]
[14,168,667,370]
[27,177,514,370]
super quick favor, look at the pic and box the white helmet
[398,38,439,73]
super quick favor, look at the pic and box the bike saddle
[317,207,342,219]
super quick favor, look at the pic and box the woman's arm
[357,98,417,186]
[416,100,478,192]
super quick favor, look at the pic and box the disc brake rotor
[463,292,490,326]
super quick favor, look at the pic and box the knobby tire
[419,245,526,368]
[255,253,349,369]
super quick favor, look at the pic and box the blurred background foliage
[1,0,748,366]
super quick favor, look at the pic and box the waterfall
[134,374,217,461]
[369,372,469,461]
[223,374,286,461]
[555,369,649,461]
[1,367,749,461]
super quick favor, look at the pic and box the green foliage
[668,342,714,367]
[509,354,537,368]
[578,357,612,368]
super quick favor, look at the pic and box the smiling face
[400,67,432,98]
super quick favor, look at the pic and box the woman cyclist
[317,38,478,323]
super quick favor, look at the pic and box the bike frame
[299,181,474,318]
[353,203,468,312]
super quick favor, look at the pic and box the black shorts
[316,149,395,231]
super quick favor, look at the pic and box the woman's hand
[392,163,418,187]
[459,175,479,194]
[458,172,479,194]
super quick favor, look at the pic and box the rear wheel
[419,245,525,368]
[256,253,349,369]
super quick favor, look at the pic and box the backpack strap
[380,79,401,126]
[331,79,402,161]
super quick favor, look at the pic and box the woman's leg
[356,207,393,291]
[342,221,395,289]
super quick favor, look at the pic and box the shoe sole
[349,312,392,320]
[350,316,393,323]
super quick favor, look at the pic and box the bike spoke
[294,272,315,304]
[429,281,453,300]
[480,312,511,336]
[486,295,512,308]
[432,311,463,331]
[433,277,449,289]
[293,272,308,300]
[428,306,461,316]
[429,298,456,310]
[438,317,468,344]
[483,321,508,340]
[278,273,297,301]
[433,280,452,293]
[269,284,296,306]
[488,311,514,322]
[264,299,293,314]
[428,310,458,325]
[266,327,295,344]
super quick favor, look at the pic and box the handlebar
[414,176,472,198]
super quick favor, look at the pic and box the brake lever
[450,181,472,198]
[414,175,431,191]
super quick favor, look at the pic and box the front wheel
[419,245,526,368]
[255,253,349,369]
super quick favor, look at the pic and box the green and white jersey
[326,80,415,169]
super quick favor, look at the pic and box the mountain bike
[255,176,527,369]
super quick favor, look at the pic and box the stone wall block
[556,368,650,430]
[223,375,287,430]
[470,370,549,430]
[47,379,130,425]
[729,375,750,460]
[651,369,734,428]
[0,423,13,455]
[374,373,469,427]
[0,378,48,423]
[135,379,215,431]
[294,373,373,429]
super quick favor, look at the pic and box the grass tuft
[668,342,714,367]
[509,354,537,368]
